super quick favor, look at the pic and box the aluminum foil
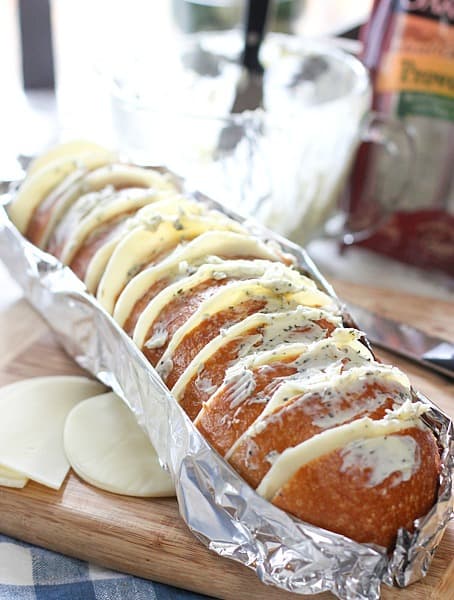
[0,177,452,600]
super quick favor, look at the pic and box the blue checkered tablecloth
[0,534,210,600]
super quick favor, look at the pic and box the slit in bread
[227,364,412,488]
[113,231,287,332]
[97,211,246,314]
[195,331,375,457]
[172,306,342,420]
[259,402,440,548]
[27,162,177,248]
[133,260,299,363]
[155,275,338,389]
[9,151,115,234]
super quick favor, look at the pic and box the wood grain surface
[0,261,453,600]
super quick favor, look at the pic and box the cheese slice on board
[0,376,105,490]
[64,392,175,497]
[0,465,28,488]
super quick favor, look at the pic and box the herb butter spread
[257,400,428,500]
[226,362,412,461]
[221,336,370,415]
[59,188,168,264]
[340,434,420,488]
[172,306,342,401]
[134,259,278,348]
[263,362,410,419]
[8,151,114,233]
[156,277,335,379]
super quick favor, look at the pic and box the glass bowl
[109,32,371,244]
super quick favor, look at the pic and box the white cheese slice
[257,400,427,500]
[0,376,105,490]
[27,140,111,176]
[0,465,28,488]
[98,213,245,315]
[8,152,115,233]
[132,259,277,348]
[113,230,282,328]
[64,392,175,497]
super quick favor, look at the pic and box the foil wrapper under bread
[0,175,452,600]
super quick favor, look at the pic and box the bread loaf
[8,143,440,550]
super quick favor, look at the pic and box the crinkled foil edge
[0,176,452,600]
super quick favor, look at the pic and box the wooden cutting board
[0,261,453,600]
